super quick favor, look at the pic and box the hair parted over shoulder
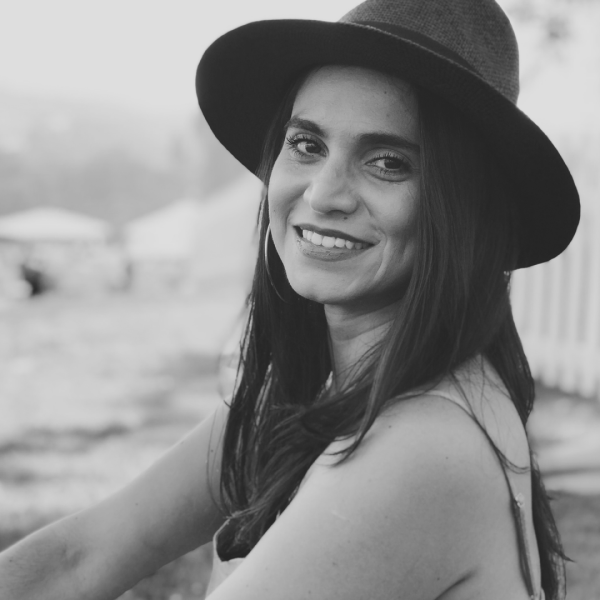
[218,70,567,599]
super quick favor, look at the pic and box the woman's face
[269,65,420,314]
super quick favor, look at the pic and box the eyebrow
[284,116,420,154]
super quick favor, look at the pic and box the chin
[285,274,344,304]
[287,277,374,308]
[289,277,410,316]
[288,281,344,305]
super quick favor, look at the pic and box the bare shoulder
[305,393,519,581]
[207,393,514,600]
[324,394,502,503]
[317,391,508,486]
[334,359,532,483]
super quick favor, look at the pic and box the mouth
[293,225,373,250]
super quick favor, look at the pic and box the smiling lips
[298,227,371,251]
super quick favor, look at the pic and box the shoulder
[206,368,524,599]
[317,356,516,483]
[382,356,530,471]
[315,391,501,502]
[304,364,527,562]
[218,395,499,599]
[303,391,503,548]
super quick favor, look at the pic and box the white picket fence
[511,206,600,399]
[506,0,600,400]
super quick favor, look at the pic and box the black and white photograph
[0,1,599,598]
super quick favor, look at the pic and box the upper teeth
[301,229,366,250]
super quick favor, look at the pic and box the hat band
[355,21,479,75]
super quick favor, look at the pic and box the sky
[0,0,598,137]
[0,0,358,116]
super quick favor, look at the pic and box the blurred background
[0,0,598,598]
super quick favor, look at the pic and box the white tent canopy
[192,173,263,282]
[124,174,263,271]
[125,198,204,261]
[0,207,111,243]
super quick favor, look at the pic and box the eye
[369,152,412,180]
[285,134,324,159]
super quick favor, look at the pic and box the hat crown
[340,0,519,102]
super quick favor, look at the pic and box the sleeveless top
[205,358,545,600]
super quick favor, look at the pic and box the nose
[303,158,359,215]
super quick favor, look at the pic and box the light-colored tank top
[205,358,545,599]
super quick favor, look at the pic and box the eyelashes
[285,134,322,158]
[371,152,412,177]
[283,132,413,180]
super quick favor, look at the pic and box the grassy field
[1,293,599,599]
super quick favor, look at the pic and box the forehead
[291,66,419,138]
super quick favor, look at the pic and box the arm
[0,402,229,600]
[206,397,509,600]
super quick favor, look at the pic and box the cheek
[267,157,305,246]
[381,187,419,252]
[374,190,419,291]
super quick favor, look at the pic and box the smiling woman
[270,67,420,315]
[197,0,578,596]
[0,1,580,599]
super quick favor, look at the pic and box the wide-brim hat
[196,0,579,269]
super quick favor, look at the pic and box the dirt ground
[530,386,600,599]
[0,293,599,599]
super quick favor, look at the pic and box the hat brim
[196,19,579,269]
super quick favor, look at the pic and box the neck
[325,302,399,390]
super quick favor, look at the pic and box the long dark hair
[218,70,566,599]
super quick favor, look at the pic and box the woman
[197,0,579,597]
[0,0,578,599]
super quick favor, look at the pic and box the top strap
[419,361,542,600]
[508,484,541,600]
